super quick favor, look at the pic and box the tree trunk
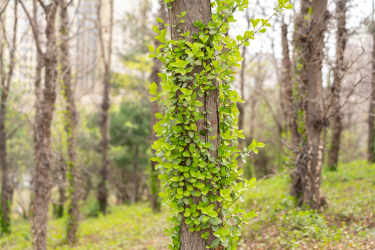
[31,1,59,249]
[168,1,221,249]
[130,145,139,204]
[281,22,299,150]
[293,0,328,210]
[0,0,18,234]
[60,0,79,244]
[53,150,65,219]
[237,10,250,152]
[328,0,347,170]
[97,0,114,215]
[149,0,167,212]
[368,35,375,163]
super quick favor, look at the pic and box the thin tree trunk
[60,0,79,244]
[97,0,114,215]
[328,0,347,170]
[54,150,65,219]
[130,145,139,204]
[149,0,167,212]
[168,1,221,249]
[0,0,18,234]
[22,0,60,248]
[237,10,250,152]
[293,0,329,210]
[281,22,299,150]
[368,36,375,163]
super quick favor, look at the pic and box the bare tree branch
[0,0,10,16]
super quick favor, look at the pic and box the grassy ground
[1,161,374,250]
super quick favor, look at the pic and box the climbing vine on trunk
[150,0,292,249]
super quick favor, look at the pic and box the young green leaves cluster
[150,0,292,249]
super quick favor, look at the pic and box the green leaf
[220,189,231,197]
[285,3,294,9]
[189,144,195,153]
[202,195,208,203]
[244,30,254,39]
[259,28,266,33]
[208,210,218,217]
[148,45,155,53]
[251,19,260,28]
[155,113,163,119]
[200,35,209,44]
[156,17,163,23]
[149,82,158,96]
[209,217,222,225]
[193,100,203,107]
[211,238,220,248]
[153,25,159,33]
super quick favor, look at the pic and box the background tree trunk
[53,149,65,219]
[294,0,329,210]
[97,0,114,215]
[32,1,59,249]
[281,22,299,150]
[328,0,347,170]
[149,0,167,212]
[0,0,17,234]
[168,1,221,249]
[130,145,139,204]
[368,35,375,163]
[237,10,250,152]
[60,0,79,244]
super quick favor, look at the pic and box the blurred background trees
[0,0,374,248]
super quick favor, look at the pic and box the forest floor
[1,161,374,250]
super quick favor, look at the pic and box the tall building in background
[0,0,38,90]
[1,0,130,93]
[73,0,130,91]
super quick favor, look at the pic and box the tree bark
[328,0,347,170]
[0,0,18,234]
[281,22,299,150]
[97,0,113,215]
[60,0,79,244]
[130,145,139,204]
[293,0,329,210]
[168,1,221,249]
[368,35,375,163]
[29,1,59,249]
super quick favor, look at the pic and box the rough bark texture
[149,0,167,212]
[368,35,375,163]
[31,1,59,249]
[60,0,79,244]
[293,0,329,210]
[130,145,139,204]
[281,22,299,150]
[0,0,18,234]
[97,0,113,215]
[168,1,221,249]
[328,0,347,170]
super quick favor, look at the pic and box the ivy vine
[149,0,293,249]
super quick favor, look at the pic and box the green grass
[1,161,374,249]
